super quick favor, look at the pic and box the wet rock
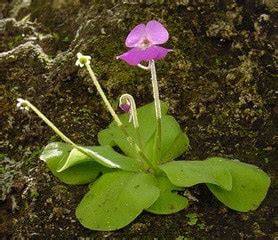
[52,0,80,9]
[50,185,73,204]
[9,0,32,18]
[261,0,278,12]
[52,206,70,218]
[129,222,148,234]
[0,0,276,239]
[206,20,237,40]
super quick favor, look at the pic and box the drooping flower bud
[119,102,131,113]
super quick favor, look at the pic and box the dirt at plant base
[0,0,277,239]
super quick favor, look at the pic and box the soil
[0,0,277,239]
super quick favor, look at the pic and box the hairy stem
[85,64,156,172]
[137,63,150,71]
[18,99,121,168]
[150,60,162,165]
[85,63,122,126]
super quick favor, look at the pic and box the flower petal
[152,46,172,60]
[146,20,169,45]
[117,46,172,65]
[140,46,160,61]
[141,46,172,61]
[125,23,146,48]
[117,48,143,65]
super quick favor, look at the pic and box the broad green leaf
[98,126,139,158]
[97,128,115,146]
[159,116,182,158]
[146,177,188,214]
[162,132,190,163]
[98,101,189,164]
[40,142,101,185]
[145,128,189,163]
[159,159,232,190]
[56,145,143,172]
[98,102,168,158]
[206,157,271,212]
[76,171,160,231]
[98,102,168,145]
[144,115,184,161]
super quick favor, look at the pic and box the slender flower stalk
[117,20,171,165]
[149,60,162,164]
[137,63,150,71]
[135,60,162,165]
[119,94,143,149]
[76,53,156,172]
[16,98,121,168]
[84,62,122,126]
[149,60,162,119]
[76,53,122,126]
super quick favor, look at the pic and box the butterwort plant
[17,20,270,231]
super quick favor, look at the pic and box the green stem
[19,99,121,168]
[150,60,162,165]
[85,64,156,172]
[154,118,161,165]
[85,63,122,126]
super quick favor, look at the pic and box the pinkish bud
[119,103,131,113]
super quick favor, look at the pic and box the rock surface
[0,0,277,238]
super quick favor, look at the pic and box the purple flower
[119,102,131,113]
[117,20,172,65]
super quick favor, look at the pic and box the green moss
[8,35,24,50]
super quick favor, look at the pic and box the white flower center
[138,38,152,50]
